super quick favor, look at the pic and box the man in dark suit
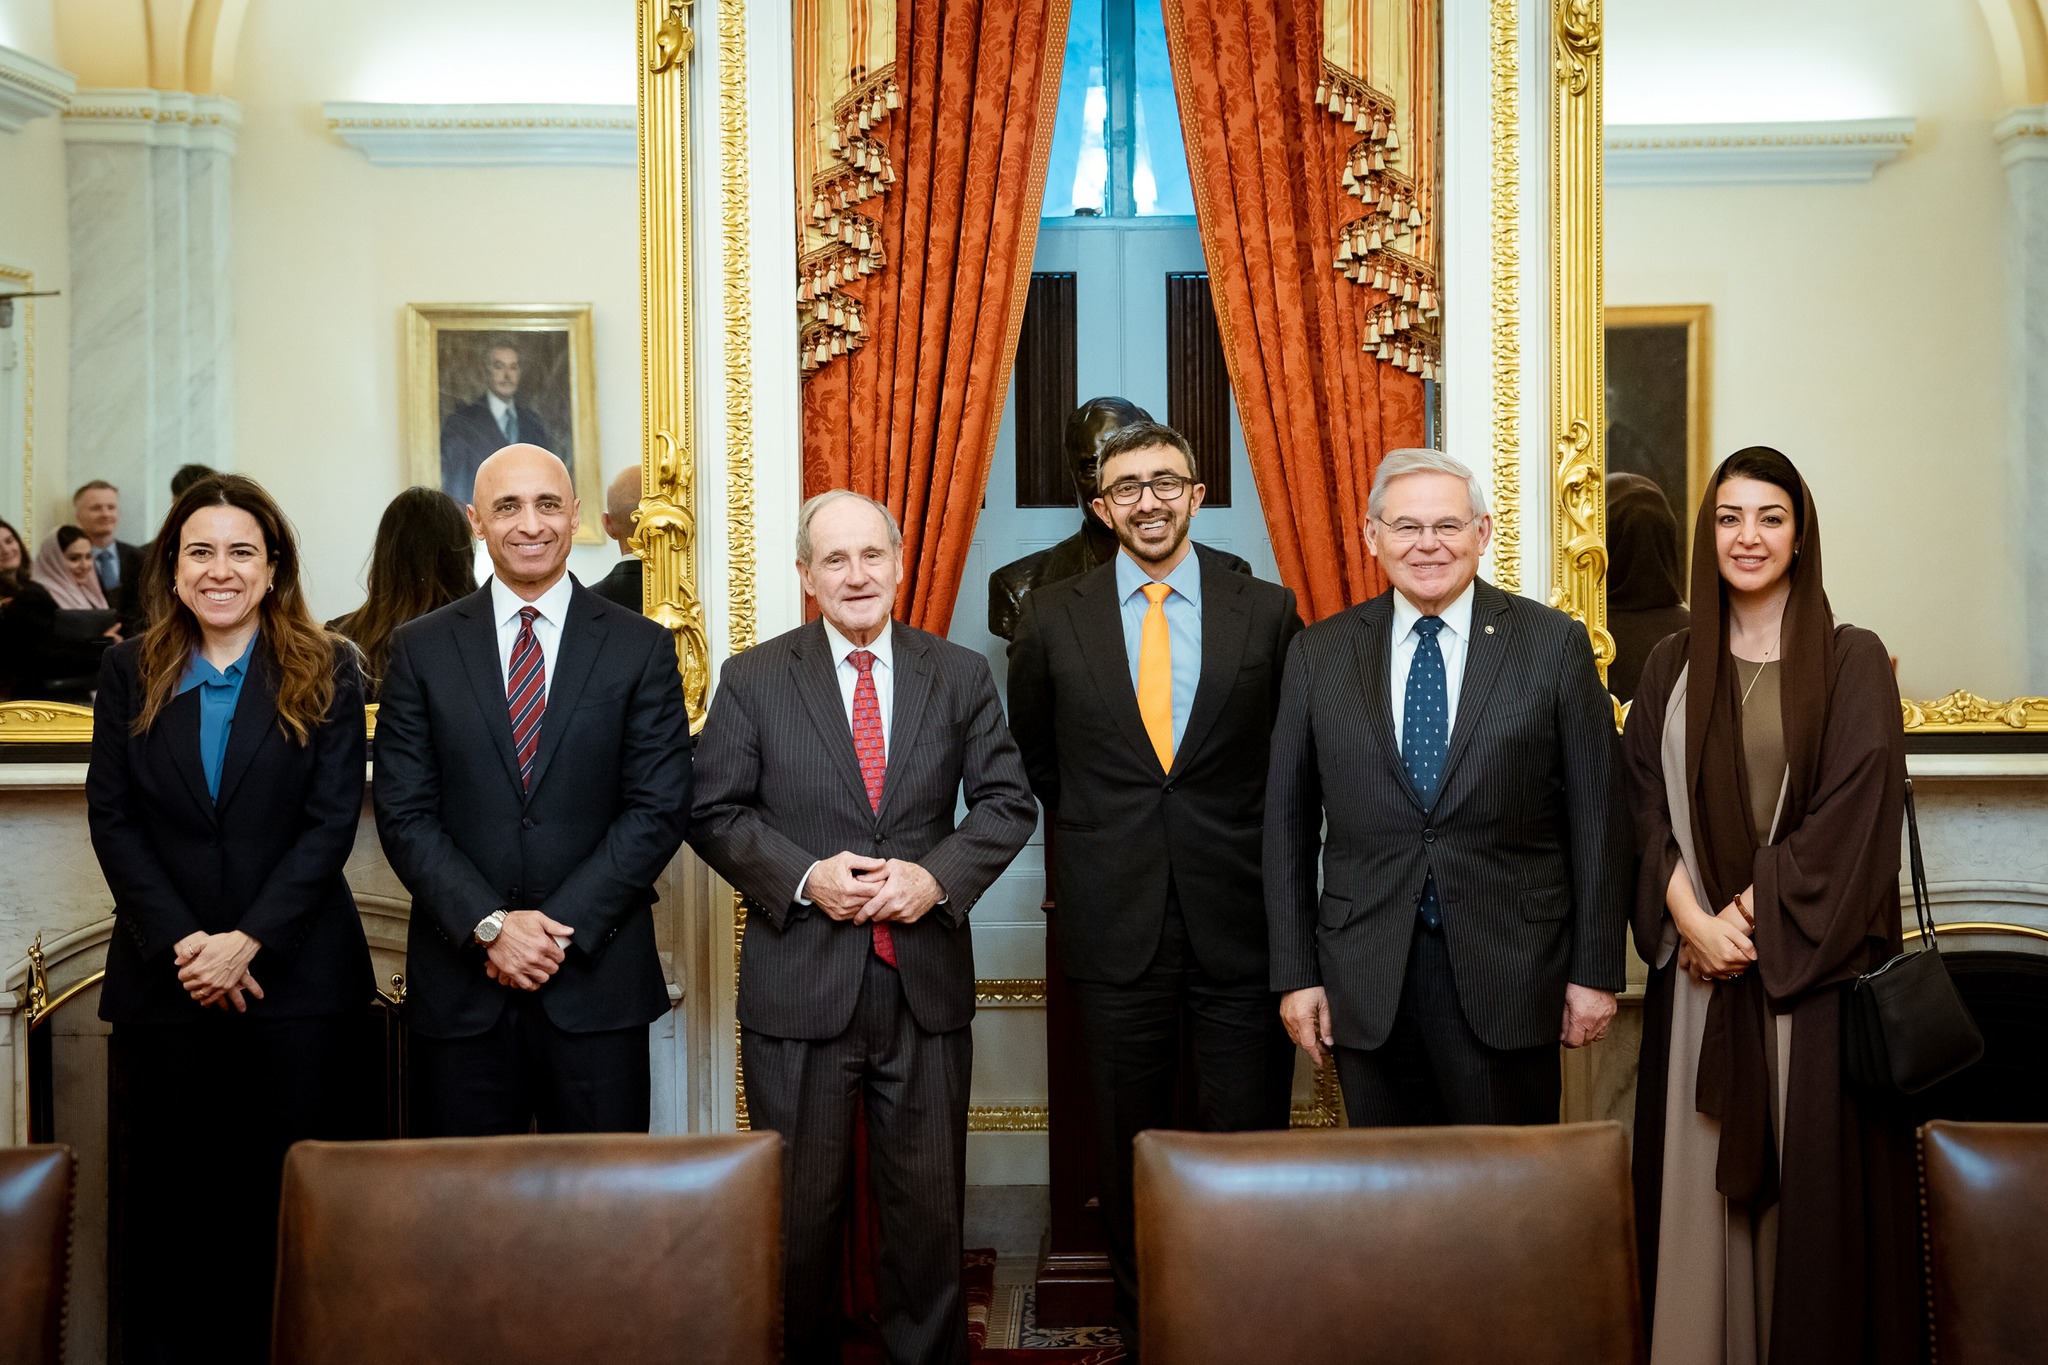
[590,464,644,612]
[1007,420,1301,1352]
[374,443,691,1136]
[1265,448,1629,1128]
[72,479,145,633]
[690,490,1036,1365]
[440,341,555,507]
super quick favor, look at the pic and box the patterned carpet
[843,1250,1126,1361]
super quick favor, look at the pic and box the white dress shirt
[487,390,520,442]
[795,620,896,905]
[491,573,573,701]
[1390,581,1475,752]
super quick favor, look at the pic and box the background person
[373,444,691,1137]
[1606,470,1691,703]
[71,479,145,633]
[590,464,646,612]
[1,517,113,701]
[1006,420,1301,1355]
[85,473,373,1365]
[1265,447,1631,1128]
[328,486,478,700]
[690,490,1036,1365]
[1622,447,1917,1365]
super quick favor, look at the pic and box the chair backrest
[1921,1120,2048,1365]
[0,1145,74,1365]
[272,1132,782,1365]
[1134,1123,1643,1365]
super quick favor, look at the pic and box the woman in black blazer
[86,474,372,1365]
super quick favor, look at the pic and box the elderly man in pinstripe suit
[689,490,1036,1365]
[1264,449,1630,1127]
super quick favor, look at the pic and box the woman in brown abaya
[1623,447,1920,1365]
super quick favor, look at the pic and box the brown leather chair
[1134,1123,1644,1365]
[1921,1120,2048,1365]
[0,1145,74,1365]
[272,1132,781,1365]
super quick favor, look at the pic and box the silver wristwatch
[474,909,509,945]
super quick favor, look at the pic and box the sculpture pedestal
[1031,889,1114,1326]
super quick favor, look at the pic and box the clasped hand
[1671,864,1757,983]
[484,911,576,991]
[804,852,944,925]
[174,930,264,1012]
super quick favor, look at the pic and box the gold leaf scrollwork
[651,0,694,73]
[1552,418,1616,670]
[1901,691,2048,732]
[1554,0,1599,97]
[1489,0,1521,594]
[23,933,50,1026]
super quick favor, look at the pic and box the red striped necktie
[848,649,896,967]
[507,606,546,792]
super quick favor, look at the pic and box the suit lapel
[1349,592,1421,810]
[1070,568,1163,775]
[1171,551,1250,774]
[878,626,933,819]
[791,620,877,813]
[452,585,527,797]
[523,584,607,800]
[1435,579,1512,801]
[162,688,216,821]
[212,648,278,813]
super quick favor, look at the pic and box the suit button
[1422,828,1436,844]
[522,817,536,830]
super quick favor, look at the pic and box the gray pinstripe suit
[689,617,1035,1364]
[1264,579,1629,1124]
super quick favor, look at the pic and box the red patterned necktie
[848,649,896,967]
[507,606,546,792]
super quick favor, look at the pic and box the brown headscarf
[1606,472,1685,612]
[1683,446,1835,1210]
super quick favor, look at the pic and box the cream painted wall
[229,0,641,619]
[0,0,70,542]
[1605,0,2018,699]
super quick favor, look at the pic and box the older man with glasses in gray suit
[689,489,1036,1365]
[1264,448,1630,1128]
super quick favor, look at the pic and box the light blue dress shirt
[177,635,256,800]
[1115,549,1202,752]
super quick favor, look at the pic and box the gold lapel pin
[1485,625,1495,634]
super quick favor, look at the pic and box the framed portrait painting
[1604,304,1711,541]
[405,303,604,543]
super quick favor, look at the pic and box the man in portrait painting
[441,340,555,508]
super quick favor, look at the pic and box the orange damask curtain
[799,0,1073,633]
[1164,0,1434,622]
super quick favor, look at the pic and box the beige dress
[1650,660,1795,1365]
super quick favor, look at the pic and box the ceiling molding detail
[0,44,77,131]
[1996,104,2048,165]
[1606,118,1916,187]
[61,88,239,152]
[322,102,637,168]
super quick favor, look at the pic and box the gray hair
[1367,448,1490,522]
[795,489,903,564]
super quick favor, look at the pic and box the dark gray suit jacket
[1264,579,1629,1052]
[688,619,1037,1041]
[1007,544,1301,985]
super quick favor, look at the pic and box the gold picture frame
[1605,303,1710,555]
[404,302,605,545]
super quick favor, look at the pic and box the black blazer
[688,619,1037,1040]
[86,638,373,1023]
[372,580,692,1039]
[1007,544,1302,985]
[440,400,555,504]
[1264,580,1630,1052]
[590,557,643,613]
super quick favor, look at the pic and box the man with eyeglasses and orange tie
[1264,448,1630,1133]
[1007,420,1303,1357]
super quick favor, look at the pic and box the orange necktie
[1137,582,1175,771]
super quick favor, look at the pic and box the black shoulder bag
[1843,778,1984,1095]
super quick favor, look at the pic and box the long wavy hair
[135,475,336,743]
[0,517,24,598]
[330,486,476,690]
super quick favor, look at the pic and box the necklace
[1738,657,1772,707]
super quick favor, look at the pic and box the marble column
[1998,107,2048,691]
[61,90,236,533]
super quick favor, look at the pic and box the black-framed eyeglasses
[1103,475,1190,505]
[1375,515,1477,545]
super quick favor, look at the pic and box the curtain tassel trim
[1318,58,1438,378]
[800,66,902,374]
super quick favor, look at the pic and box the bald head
[468,443,578,599]
[603,465,642,552]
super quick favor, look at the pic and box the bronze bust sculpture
[987,396,1249,640]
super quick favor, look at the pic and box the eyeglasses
[1375,516,1478,545]
[1103,476,1190,505]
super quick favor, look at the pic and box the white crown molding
[1995,105,2048,167]
[1605,118,1915,187]
[0,43,76,131]
[322,102,636,167]
[61,88,240,153]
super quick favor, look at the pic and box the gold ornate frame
[1605,302,1710,557]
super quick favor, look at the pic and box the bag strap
[1904,777,1938,952]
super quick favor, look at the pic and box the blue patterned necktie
[500,406,519,443]
[1403,615,1448,928]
